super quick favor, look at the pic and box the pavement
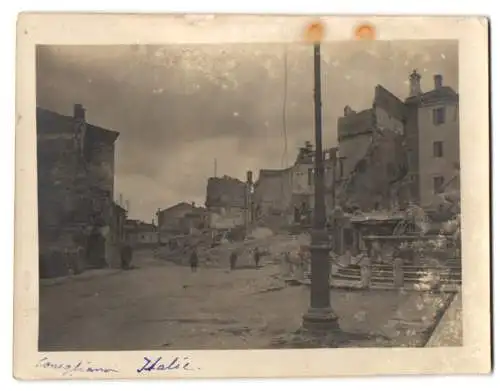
[39,248,461,351]
[426,291,462,347]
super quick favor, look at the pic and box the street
[39,248,457,351]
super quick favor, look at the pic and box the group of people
[189,246,263,272]
[119,239,266,273]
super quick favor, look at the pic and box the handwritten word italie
[137,356,196,373]
[36,357,119,376]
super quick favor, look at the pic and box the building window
[433,176,445,194]
[307,168,313,186]
[433,107,446,125]
[433,141,444,157]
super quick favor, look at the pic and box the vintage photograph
[35,39,463,352]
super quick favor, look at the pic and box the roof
[36,107,120,143]
[405,86,459,106]
[112,202,127,213]
[159,202,205,214]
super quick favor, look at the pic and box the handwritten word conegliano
[36,357,119,376]
[137,356,195,373]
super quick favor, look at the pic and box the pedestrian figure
[253,247,261,269]
[284,251,293,277]
[230,250,238,270]
[120,241,133,270]
[189,249,199,272]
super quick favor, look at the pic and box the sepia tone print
[36,40,461,352]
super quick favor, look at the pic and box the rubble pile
[154,227,312,269]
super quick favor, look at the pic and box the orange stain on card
[305,21,325,43]
[355,23,376,40]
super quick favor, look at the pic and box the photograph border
[14,13,490,379]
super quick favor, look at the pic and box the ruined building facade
[37,104,124,278]
[337,71,460,211]
[253,142,338,226]
[337,84,409,211]
[205,175,249,229]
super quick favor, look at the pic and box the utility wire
[281,45,289,169]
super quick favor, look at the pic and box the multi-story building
[37,104,123,277]
[405,71,460,208]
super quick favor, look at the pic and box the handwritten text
[36,357,119,376]
[137,356,195,373]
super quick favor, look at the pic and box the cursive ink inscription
[137,356,196,373]
[36,357,119,376]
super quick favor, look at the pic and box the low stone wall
[39,247,86,279]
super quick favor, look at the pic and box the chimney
[434,74,443,89]
[73,104,86,120]
[246,170,253,185]
[409,69,422,97]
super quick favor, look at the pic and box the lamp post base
[302,307,339,331]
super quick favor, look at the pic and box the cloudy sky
[36,40,458,222]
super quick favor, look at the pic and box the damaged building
[337,71,460,211]
[37,104,125,278]
[337,84,409,211]
[253,141,338,226]
[205,175,251,229]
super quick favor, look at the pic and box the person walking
[189,248,199,272]
[253,247,261,269]
[120,241,133,270]
[229,250,238,270]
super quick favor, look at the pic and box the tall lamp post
[302,39,339,331]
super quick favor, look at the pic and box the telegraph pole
[302,41,339,331]
[156,208,161,245]
[332,150,337,210]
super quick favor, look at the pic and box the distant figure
[230,250,238,270]
[284,251,293,277]
[253,247,261,268]
[120,242,133,270]
[189,249,199,272]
